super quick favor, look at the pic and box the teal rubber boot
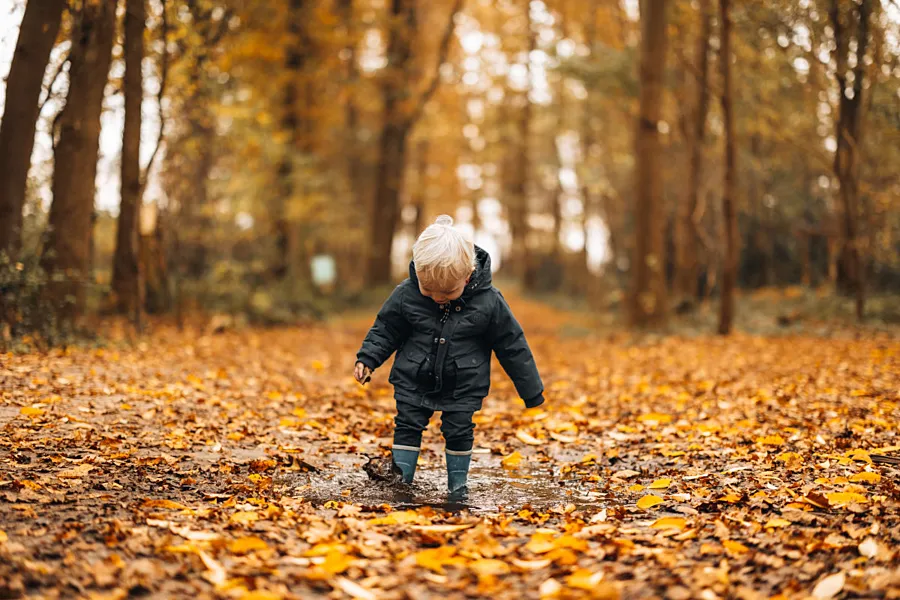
[391,446,419,483]
[445,450,472,493]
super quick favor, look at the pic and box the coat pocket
[390,347,430,391]
[454,353,489,370]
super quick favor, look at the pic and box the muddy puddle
[276,452,613,514]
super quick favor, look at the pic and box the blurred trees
[1,0,899,338]
[0,0,66,258]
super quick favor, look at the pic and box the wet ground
[279,451,613,514]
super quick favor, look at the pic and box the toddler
[354,215,544,493]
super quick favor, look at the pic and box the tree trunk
[830,0,872,321]
[368,121,410,284]
[0,0,67,258]
[43,0,117,322]
[674,0,710,301]
[274,0,307,281]
[717,0,738,335]
[629,0,670,328]
[112,0,145,315]
[412,139,428,237]
[511,0,535,286]
[365,0,460,285]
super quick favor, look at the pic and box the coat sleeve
[357,283,412,370]
[487,291,544,404]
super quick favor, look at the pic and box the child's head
[412,215,476,304]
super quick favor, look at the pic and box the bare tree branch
[407,0,463,128]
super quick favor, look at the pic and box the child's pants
[393,400,475,453]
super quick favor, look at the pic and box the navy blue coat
[357,247,544,412]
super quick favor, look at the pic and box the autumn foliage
[1,295,898,598]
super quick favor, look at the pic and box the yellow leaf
[649,478,671,489]
[636,495,664,510]
[228,536,268,555]
[776,452,803,463]
[567,568,605,590]
[368,510,419,525]
[849,472,880,484]
[723,540,749,555]
[415,546,464,574]
[844,449,872,464]
[318,550,352,575]
[717,493,742,503]
[305,542,349,557]
[230,511,259,526]
[637,413,672,425]
[20,406,45,417]
[0,530,7,543]
[516,430,543,446]
[628,484,645,493]
[501,451,524,468]
[240,591,282,600]
[826,492,867,506]
[756,435,785,446]
[469,559,511,577]
[311,360,325,372]
[764,518,791,528]
[142,498,188,510]
[410,524,475,533]
[650,517,687,531]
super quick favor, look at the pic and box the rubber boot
[391,446,419,483]
[445,450,472,493]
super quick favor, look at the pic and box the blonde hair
[412,215,476,290]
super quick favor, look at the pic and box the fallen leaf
[143,499,190,511]
[637,413,672,425]
[649,478,671,489]
[415,546,465,574]
[826,492,867,506]
[334,578,377,600]
[510,558,552,570]
[858,538,879,558]
[368,510,420,525]
[501,451,524,468]
[410,524,475,533]
[755,435,785,446]
[20,406,44,417]
[723,540,749,555]
[764,518,791,529]
[849,472,881,484]
[636,495,664,510]
[566,568,604,590]
[650,517,686,531]
[199,551,227,587]
[812,572,845,599]
[230,511,259,526]
[469,559,510,577]
[229,536,268,554]
[516,430,543,446]
[240,592,282,600]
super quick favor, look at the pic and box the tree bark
[717,0,738,335]
[674,0,710,301]
[830,0,872,321]
[274,0,308,281]
[112,0,146,315]
[43,0,117,322]
[366,0,461,285]
[0,0,67,258]
[629,0,670,328]
[509,0,535,285]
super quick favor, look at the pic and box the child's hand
[354,361,372,385]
